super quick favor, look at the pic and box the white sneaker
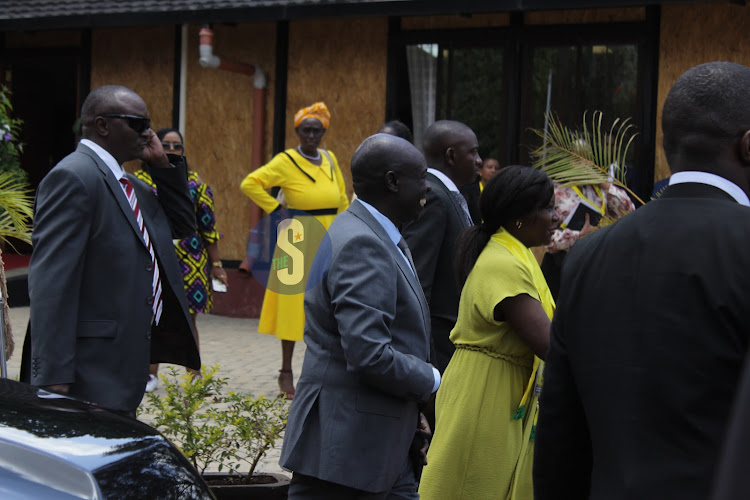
[145,374,159,393]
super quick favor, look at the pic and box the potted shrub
[139,365,290,499]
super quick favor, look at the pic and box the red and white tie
[120,177,163,324]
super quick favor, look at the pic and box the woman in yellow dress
[419,165,559,499]
[240,102,349,399]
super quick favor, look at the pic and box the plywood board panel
[656,3,750,182]
[287,17,388,206]
[184,22,277,261]
[91,25,174,176]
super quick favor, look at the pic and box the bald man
[26,85,198,416]
[402,120,482,373]
[280,134,440,499]
[535,62,750,500]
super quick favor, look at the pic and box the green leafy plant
[139,365,288,484]
[529,110,645,206]
[0,86,34,362]
[0,86,33,246]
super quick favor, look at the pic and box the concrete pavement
[4,306,304,477]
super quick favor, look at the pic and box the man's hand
[42,383,71,395]
[409,412,432,480]
[141,129,170,168]
[579,213,596,237]
[414,412,432,466]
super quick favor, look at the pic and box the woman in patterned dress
[135,127,228,390]
[541,182,635,298]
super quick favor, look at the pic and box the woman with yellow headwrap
[241,102,349,399]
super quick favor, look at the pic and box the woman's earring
[516,220,523,229]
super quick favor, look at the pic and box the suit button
[146,331,151,340]
[146,263,153,272]
[146,296,154,305]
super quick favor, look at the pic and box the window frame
[386,7,660,200]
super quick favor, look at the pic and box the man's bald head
[352,133,422,197]
[80,85,141,139]
[421,120,481,187]
[663,62,750,172]
[352,133,429,225]
[422,120,473,165]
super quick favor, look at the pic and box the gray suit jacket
[402,172,472,371]
[280,200,435,493]
[28,143,198,413]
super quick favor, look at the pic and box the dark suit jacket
[402,172,472,372]
[280,200,435,493]
[460,176,481,225]
[534,183,750,500]
[28,143,199,413]
[711,348,750,500]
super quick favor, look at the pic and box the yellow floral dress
[419,228,554,500]
[240,148,349,341]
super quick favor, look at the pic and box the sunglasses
[161,141,184,152]
[99,114,151,134]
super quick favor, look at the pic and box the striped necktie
[120,177,163,324]
[450,191,474,226]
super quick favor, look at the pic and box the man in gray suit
[402,120,481,373]
[27,85,198,416]
[280,133,440,499]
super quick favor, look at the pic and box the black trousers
[288,456,418,500]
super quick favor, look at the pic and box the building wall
[8,3,750,259]
[183,22,277,262]
[656,3,750,181]
[286,17,389,200]
[91,25,174,154]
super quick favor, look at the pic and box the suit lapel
[428,172,470,228]
[77,144,147,248]
[348,201,430,328]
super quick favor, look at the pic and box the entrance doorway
[1,50,81,255]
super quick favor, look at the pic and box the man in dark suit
[402,120,481,373]
[280,133,440,499]
[711,348,750,500]
[534,61,750,500]
[27,85,199,416]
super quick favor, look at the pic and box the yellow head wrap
[294,102,331,129]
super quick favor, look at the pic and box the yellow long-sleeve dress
[419,228,554,500]
[240,148,349,341]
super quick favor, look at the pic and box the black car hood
[0,378,161,471]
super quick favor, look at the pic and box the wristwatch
[212,261,223,268]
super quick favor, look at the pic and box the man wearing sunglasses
[24,84,199,417]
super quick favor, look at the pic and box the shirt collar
[427,168,459,192]
[669,171,750,206]
[79,139,125,181]
[356,199,403,249]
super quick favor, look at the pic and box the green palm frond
[530,110,644,206]
[0,172,33,246]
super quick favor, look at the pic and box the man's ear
[385,170,399,193]
[444,147,455,166]
[740,130,750,165]
[93,116,110,137]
